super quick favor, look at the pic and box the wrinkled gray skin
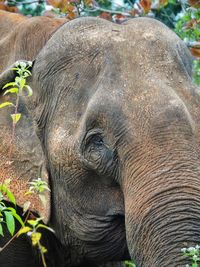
[2,17,200,267]
[30,17,200,266]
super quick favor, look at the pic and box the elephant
[1,9,200,267]
[0,10,125,267]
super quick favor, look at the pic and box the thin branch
[39,242,47,267]
[126,0,134,8]
[7,94,19,163]
[75,3,81,16]
[5,0,44,6]
[84,6,131,16]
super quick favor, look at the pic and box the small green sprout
[0,62,51,267]
[0,60,33,124]
[26,178,50,195]
[25,178,50,208]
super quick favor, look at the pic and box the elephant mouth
[80,213,130,261]
[61,211,130,263]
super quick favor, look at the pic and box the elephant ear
[0,61,50,223]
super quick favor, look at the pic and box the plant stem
[39,241,47,267]
[8,94,19,162]
[84,6,131,16]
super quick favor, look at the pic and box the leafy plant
[26,178,50,195]
[0,182,24,237]
[182,245,200,267]
[0,61,52,267]
[25,177,51,207]
[0,60,32,161]
[175,3,200,85]
[6,0,46,16]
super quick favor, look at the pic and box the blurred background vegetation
[0,0,199,266]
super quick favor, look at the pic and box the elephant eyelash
[83,128,104,147]
[85,134,104,147]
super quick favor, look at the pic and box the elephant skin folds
[1,10,200,267]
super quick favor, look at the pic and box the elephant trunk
[123,156,200,267]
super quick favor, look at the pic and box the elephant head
[2,16,200,267]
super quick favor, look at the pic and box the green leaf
[0,184,16,205]
[27,217,43,227]
[0,223,4,237]
[0,202,6,210]
[2,82,16,89]
[11,113,21,124]
[36,224,55,233]
[27,219,38,227]
[42,185,51,192]
[24,69,32,76]
[19,62,26,69]
[4,211,15,236]
[24,85,33,96]
[3,88,19,95]
[0,102,14,109]
[17,226,31,237]
[6,208,24,227]
[15,77,21,84]
[6,189,16,205]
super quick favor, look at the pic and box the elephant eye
[84,134,105,163]
[86,134,104,147]
[82,131,114,173]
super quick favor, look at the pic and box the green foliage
[0,102,14,109]
[26,178,51,207]
[9,60,33,96]
[153,0,182,28]
[193,60,200,85]
[6,0,46,16]
[125,260,136,267]
[0,61,51,267]
[26,178,50,195]
[182,246,200,267]
[0,183,24,237]
[175,4,200,85]
[0,61,33,126]
[18,217,54,267]
[175,7,200,41]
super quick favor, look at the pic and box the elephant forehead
[34,16,191,75]
[33,17,192,114]
[33,16,194,144]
